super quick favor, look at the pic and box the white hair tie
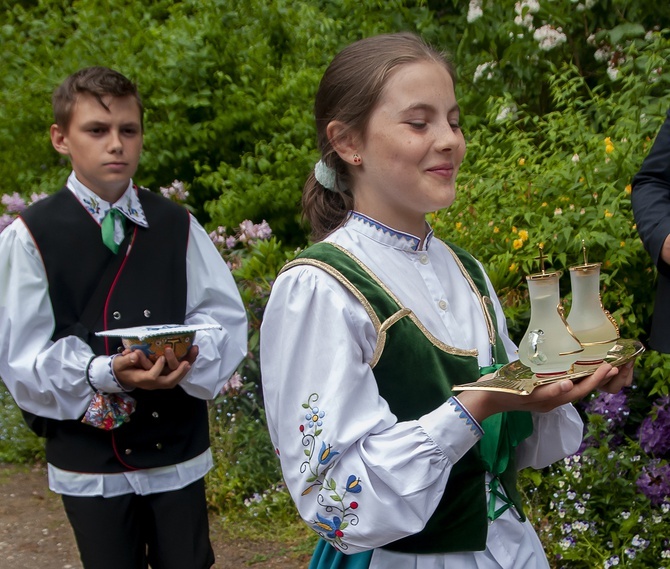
[314,160,337,191]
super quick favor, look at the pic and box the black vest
[19,187,210,473]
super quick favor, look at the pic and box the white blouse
[260,212,583,569]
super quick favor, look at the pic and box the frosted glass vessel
[519,271,584,374]
[566,263,620,363]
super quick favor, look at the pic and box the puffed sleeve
[260,265,483,553]
[0,218,97,419]
[178,214,248,399]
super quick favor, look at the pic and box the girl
[260,33,633,569]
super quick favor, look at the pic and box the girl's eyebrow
[399,102,461,115]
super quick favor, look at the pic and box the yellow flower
[579,177,585,183]
[518,229,529,241]
[606,143,615,153]
[604,137,612,145]
[513,238,524,250]
[493,227,500,234]
[605,210,613,218]
[509,262,518,273]
[512,226,518,233]
[518,158,526,166]
[620,241,626,247]
[541,202,548,207]
[455,222,462,230]
[625,184,632,194]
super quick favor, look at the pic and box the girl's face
[351,60,465,238]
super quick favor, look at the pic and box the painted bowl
[121,331,196,363]
[96,324,222,363]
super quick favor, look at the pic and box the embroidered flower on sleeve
[296,393,364,551]
[306,406,325,428]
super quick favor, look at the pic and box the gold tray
[451,338,645,396]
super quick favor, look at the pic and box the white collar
[66,172,149,228]
[344,211,434,252]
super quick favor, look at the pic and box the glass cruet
[566,242,620,363]
[518,245,584,375]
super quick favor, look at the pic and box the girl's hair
[303,32,455,241]
[52,66,143,133]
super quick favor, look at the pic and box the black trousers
[62,478,215,569]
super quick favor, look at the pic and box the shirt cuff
[87,355,133,393]
[419,396,483,464]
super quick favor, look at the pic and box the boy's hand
[112,346,198,390]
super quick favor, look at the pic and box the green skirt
[308,540,374,569]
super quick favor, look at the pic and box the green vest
[290,242,532,563]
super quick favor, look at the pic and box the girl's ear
[50,124,70,156]
[327,120,361,166]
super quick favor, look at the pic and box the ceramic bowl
[121,331,196,363]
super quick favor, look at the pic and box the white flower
[467,0,483,22]
[496,104,517,123]
[533,25,567,51]
[473,61,497,82]
[514,0,540,15]
[572,153,580,163]
[607,65,619,81]
[585,0,597,7]
[514,13,535,31]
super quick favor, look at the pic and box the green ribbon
[478,364,533,521]
[101,208,126,254]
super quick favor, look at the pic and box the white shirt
[260,212,583,569]
[0,173,248,496]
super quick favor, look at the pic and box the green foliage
[206,378,300,527]
[520,408,670,568]
[3,1,670,564]
[0,383,44,463]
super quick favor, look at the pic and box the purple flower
[255,220,272,240]
[636,459,670,506]
[638,396,670,456]
[1,192,27,213]
[0,214,14,233]
[29,192,48,204]
[585,390,629,429]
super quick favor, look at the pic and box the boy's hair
[52,66,143,132]
[303,33,456,241]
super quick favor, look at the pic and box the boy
[0,66,248,568]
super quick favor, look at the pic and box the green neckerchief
[478,364,533,520]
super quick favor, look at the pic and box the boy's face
[50,93,143,203]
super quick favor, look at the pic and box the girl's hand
[457,362,625,422]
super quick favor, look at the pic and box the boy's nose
[108,131,123,153]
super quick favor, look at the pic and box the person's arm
[176,214,247,399]
[0,219,100,419]
[260,265,482,553]
[632,109,670,273]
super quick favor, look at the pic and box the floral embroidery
[306,406,325,428]
[298,393,362,550]
[82,195,101,216]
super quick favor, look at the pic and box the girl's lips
[427,165,455,178]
